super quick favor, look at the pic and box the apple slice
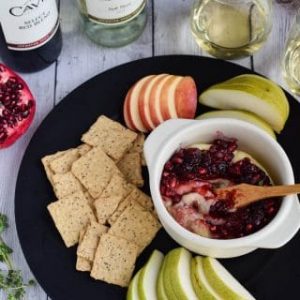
[202,257,255,300]
[127,76,153,132]
[138,250,164,300]
[160,75,182,120]
[127,269,142,300]
[149,74,171,127]
[157,257,169,300]
[124,88,136,130]
[175,76,198,118]
[139,74,167,131]
[191,256,221,299]
[163,248,198,300]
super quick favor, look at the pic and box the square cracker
[117,152,144,187]
[71,146,118,199]
[52,172,83,199]
[128,133,146,166]
[91,233,139,287]
[129,133,144,154]
[77,144,92,156]
[107,188,153,225]
[76,229,92,272]
[81,115,137,161]
[76,254,92,272]
[108,202,161,254]
[101,173,133,199]
[50,149,80,174]
[47,190,96,247]
[94,195,123,225]
[94,173,133,224]
[77,221,108,261]
[41,151,66,184]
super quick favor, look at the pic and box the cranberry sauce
[160,138,280,239]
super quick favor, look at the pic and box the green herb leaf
[0,213,34,299]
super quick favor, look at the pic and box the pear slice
[191,256,222,299]
[127,269,142,300]
[138,250,164,300]
[157,256,169,300]
[163,248,198,300]
[196,110,276,139]
[199,74,289,133]
[202,257,255,300]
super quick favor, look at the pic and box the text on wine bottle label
[85,0,146,24]
[0,0,59,51]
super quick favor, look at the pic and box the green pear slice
[138,250,164,300]
[163,253,180,300]
[196,110,276,139]
[199,74,289,133]
[191,256,221,299]
[163,248,198,300]
[157,256,169,300]
[202,257,255,300]
[127,269,142,300]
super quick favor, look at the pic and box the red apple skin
[160,75,185,121]
[123,85,137,131]
[175,76,197,118]
[148,74,170,127]
[138,75,156,131]
[127,76,151,132]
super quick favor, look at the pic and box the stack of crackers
[42,115,161,287]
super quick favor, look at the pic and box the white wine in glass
[191,0,273,60]
[283,13,300,95]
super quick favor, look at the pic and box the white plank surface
[0,1,296,299]
[56,0,153,103]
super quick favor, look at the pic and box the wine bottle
[77,0,148,47]
[0,0,62,73]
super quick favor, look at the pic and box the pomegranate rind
[0,63,36,149]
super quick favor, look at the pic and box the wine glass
[282,10,300,95]
[191,0,273,60]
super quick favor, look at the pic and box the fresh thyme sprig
[0,213,35,300]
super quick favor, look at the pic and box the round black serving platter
[15,56,300,300]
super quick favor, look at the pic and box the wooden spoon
[215,183,300,209]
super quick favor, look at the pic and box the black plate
[15,56,300,300]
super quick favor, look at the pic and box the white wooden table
[0,0,299,299]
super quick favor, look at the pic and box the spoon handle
[255,184,300,199]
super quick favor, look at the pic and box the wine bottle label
[85,0,146,24]
[0,0,59,51]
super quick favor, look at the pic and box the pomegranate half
[0,63,35,149]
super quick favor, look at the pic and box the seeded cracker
[129,133,145,154]
[77,221,108,261]
[94,174,133,224]
[117,152,144,187]
[41,151,66,184]
[50,148,80,174]
[71,146,118,199]
[81,115,137,161]
[76,229,92,272]
[52,172,83,199]
[77,143,92,156]
[84,191,95,205]
[108,202,161,254]
[47,190,96,247]
[91,233,139,287]
[108,187,153,225]
[128,133,146,166]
